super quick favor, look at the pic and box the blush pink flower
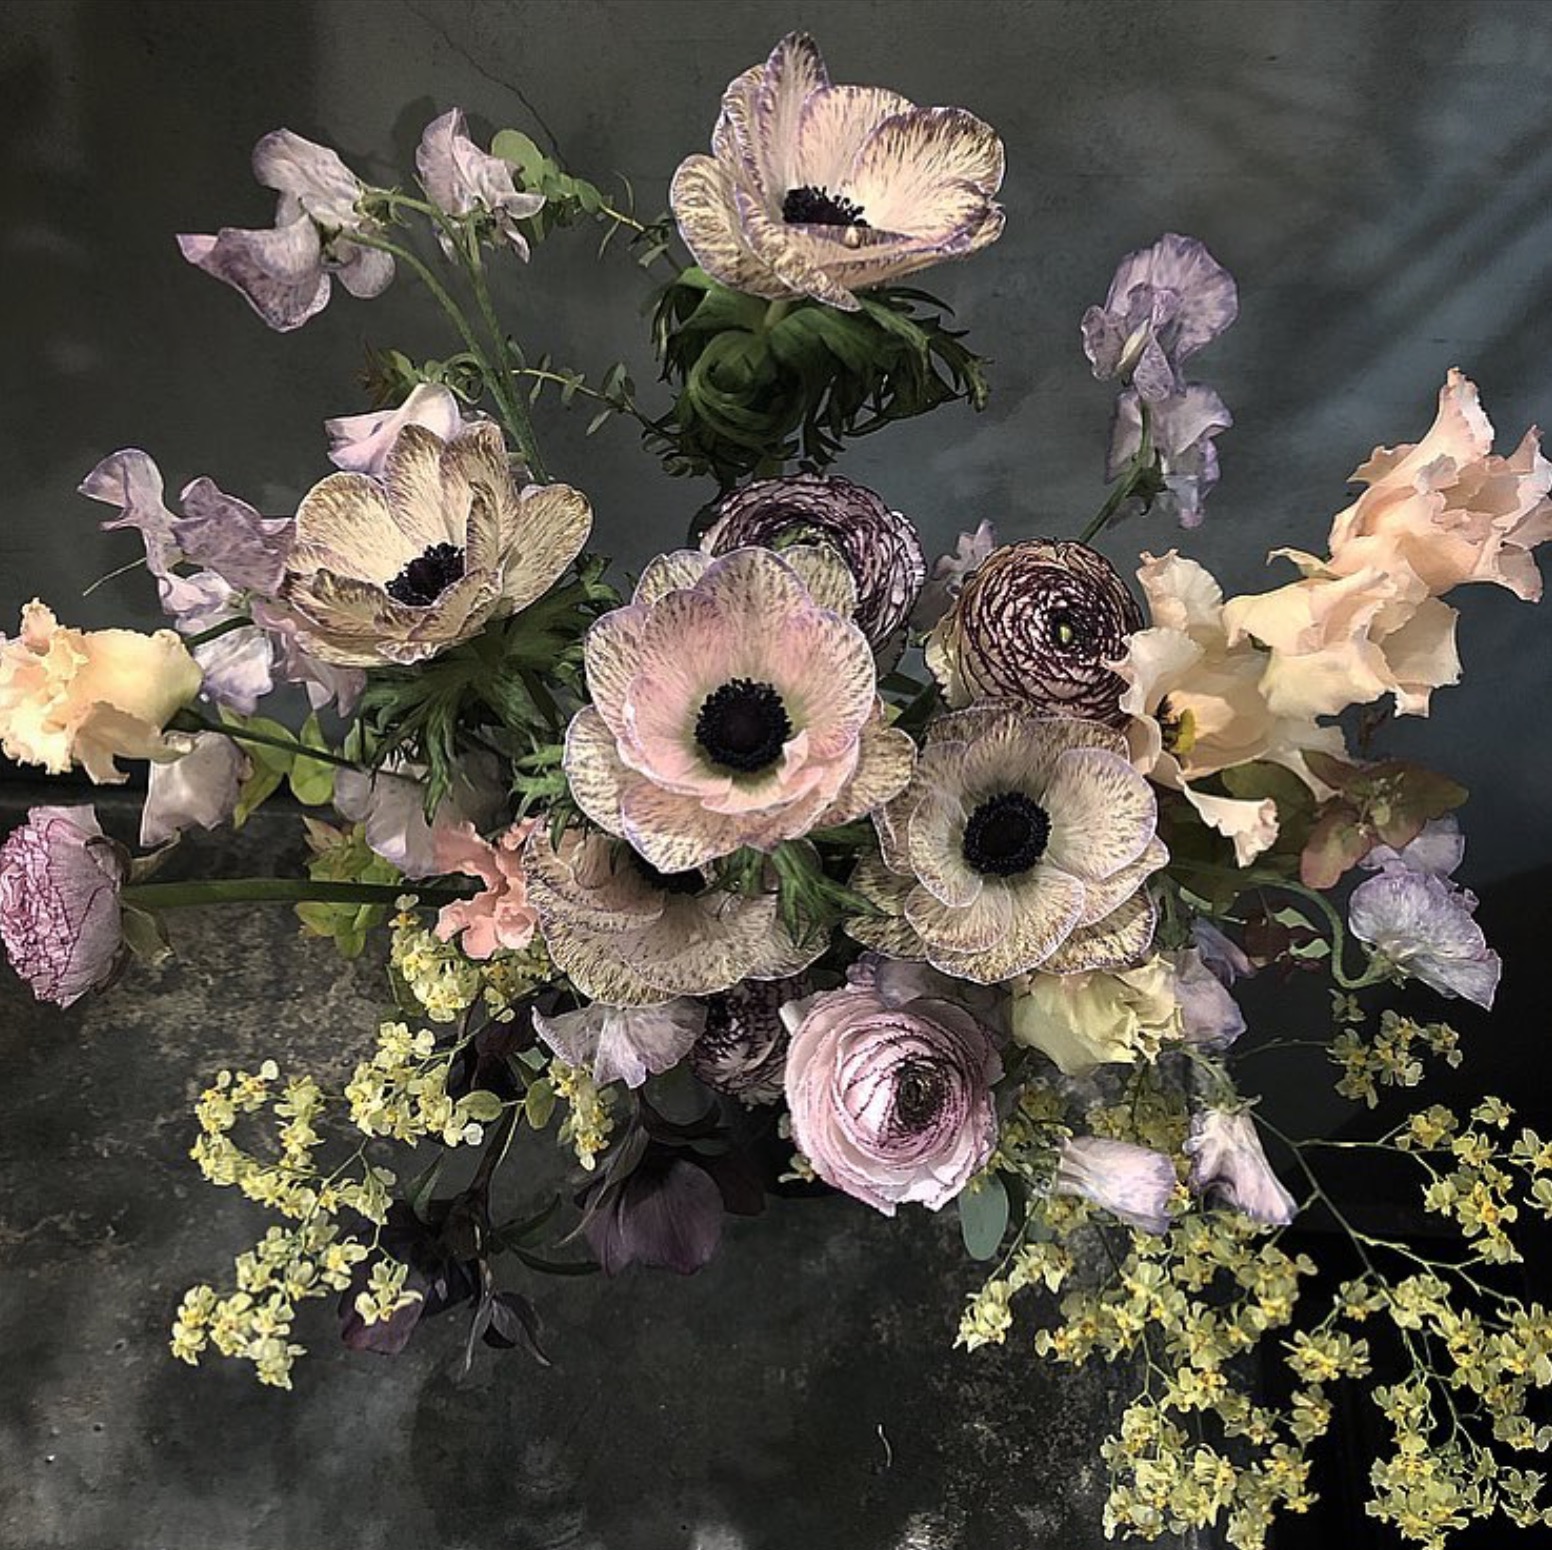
[0,806,128,1007]
[782,979,1002,1215]
[432,818,540,960]
[563,547,915,872]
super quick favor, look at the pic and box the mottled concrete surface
[0,788,1150,1550]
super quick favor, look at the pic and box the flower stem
[169,709,363,772]
[1078,399,1154,544]
[184,615,254,648]
[121,879,468,909]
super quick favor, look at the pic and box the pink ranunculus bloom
[782,980,1002,1216]
[1185,1108,1297,1227]
[431,818,541,960]
[324,383,468,477]
[0,601,203,783]
[0,807,128,1007]
[1326,368,1552,603]
[563,547,915,872]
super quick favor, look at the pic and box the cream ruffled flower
[562,546,915,872]
[1116,550,1344,862]
[524,824,824,1006]
[670,33,1004,312]
[1009,955,1182,1076]
[0,601,202,783]
[850,705,1166,983]
[280,422,592,666]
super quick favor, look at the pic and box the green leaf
[119,903,173,967]
[461,1090,506,1124]
[524,1078,556,1130]
[287,712,336,805]
[957,1174,1009,1262]
[490,129,547,184]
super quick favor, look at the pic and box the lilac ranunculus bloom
[1053,1136,1175,1235]
[0,807,128,1007]
[1185,1108,1297,1227]
[782,980,1002,1216]
[415,109,545,258]
[178,130,394,332]
[534,999,707,1090]
[1170,947,1246,1050]
[1081,233,1238,402]
[140,733,249,848]
[324,383,467,476]
[1348,868,1501,1010]
[1108,383,1233,529]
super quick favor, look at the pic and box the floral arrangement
[6,32,1552,1548]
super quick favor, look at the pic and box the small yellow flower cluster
[549,1059,614,1170]
[345,1020,503,1147]
[1332,1010,1462,1107]
[1409,1102,1525,1265]
[390,905,483,1021]
[1086,1073,1191,1157]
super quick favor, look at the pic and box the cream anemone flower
[279,422,592,666]
[849,704,1166,983]
[1116,550,1344,864]
[524,824,825,1007]
[670,33,1004,312]
[562,546,915,872]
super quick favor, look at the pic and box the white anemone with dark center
[850,704,1169,983]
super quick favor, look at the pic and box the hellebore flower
[563,546,914,872]
[1348,868,1500,1009]
[1325,369,1552,603]
[0,601,202,783]
[431,819,541,960]
[1109,384,1233,530]
[534,998,707,1090]
[179,130,393,331]
[1115,550,1343,864]
[0,806,128,1007]
[525,825,822,1007]
[1081,233,1238,402]
[700,472,926,656]
[782,979,1002,1215]
[1053,1135,1175,1234]
[583,1154,727,1275]
[416,108,545,257]
[1185,1108,1297,1227]
[140,732,249,848]
[926,539,1143,726]
[692,975,808,1105]
[278,422,592,666]
[670,32,1004,312]
[324,382,467,476]
[851,705,1167,983]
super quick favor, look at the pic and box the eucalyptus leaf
[958,1174,1010,1261]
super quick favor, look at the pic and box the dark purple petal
[584,1158,725,1275]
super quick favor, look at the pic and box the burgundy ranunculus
[783,981,1001,1215]
[691,976,809,1106]
[925,539,1143,726]
[701,473,927,657]
[0,806,128,1007]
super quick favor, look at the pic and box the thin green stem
[1079,399,1154,544]
[122,879,469,909]
[184,615,253,648]
[171,710,363,772]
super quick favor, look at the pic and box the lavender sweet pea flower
[534,999,707,1090]
[782,981,1001,1216]
[910,521,997,631]
[415,109,545,257]
[325,383,467,476]
[1185,1108,1297,1227]
[332,752,503,879]
[178,129,394,332]
[1170,947,1246,1050]
[1360,815,1466,880]
[140,733,249,848]
[0,807,127,1007]
[1053,1136,1175,1235]
[1108,384,1233,529]
[1348,869,1501,1009]
[1190,919,1255,986]
[1081,233,1238,401]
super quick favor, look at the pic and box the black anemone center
[893,1060,946,1131]
[782,185,869,227]
[385,542,465,607]
[628,848,705,897]
[695,679,792,773]
[962,791,1052,877]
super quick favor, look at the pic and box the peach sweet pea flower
[0,601,202,782]
[1116,553,1343,863]
[432,818,541,960]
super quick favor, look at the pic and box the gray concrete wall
[2,0,1551,885]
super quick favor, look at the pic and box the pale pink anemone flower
[523,824,825,1007]
[432,818,540,960]
[670,32,1004,312]
[849,704,1167,984]
[562,546,916,872]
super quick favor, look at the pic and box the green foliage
[958,1172,1010,1261]
[223,711,339,828]
[520,354,641,437]
[713,838,882,947]
[648,269,990,484]
[295,819,399,959]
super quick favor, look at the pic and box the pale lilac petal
[177,219,331,333]
[1054,1136,1174,1234]
[1190,919,1255,985]
[1360,815,1466,880]
[1171,947,1246,1048]
[191,624,275,714]
[326,383,467,476]
[416,107,544,255]
[1186,1109,1296,1226]
[140,733,248,847]
[1349,870,1500,1009]
[251,129,363,223]
[534,999,706,1090]
[175,478,293,594]
[333,753,502,879]
[79,449,182,581]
